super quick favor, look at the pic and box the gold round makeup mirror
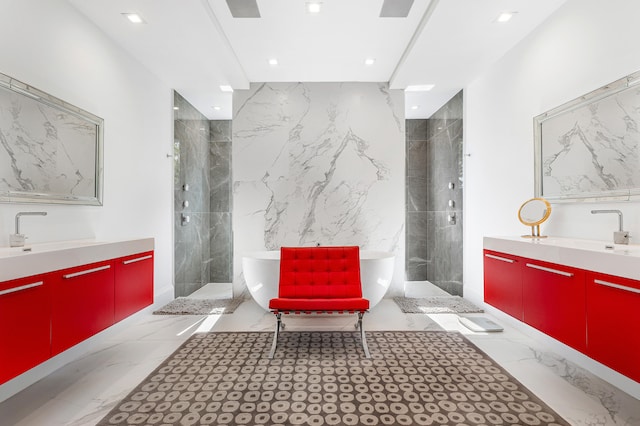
[518,198,551,238]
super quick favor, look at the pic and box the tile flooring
[0,282,638,425]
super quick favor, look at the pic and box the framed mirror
[534,70,640,202]
[518,197,551,238]
[0,71,103,205]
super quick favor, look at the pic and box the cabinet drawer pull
[0,281,43,296]
[594,279,640,294]
[485,254,514,263]
[63,265,111,279]
[123,254,153,265]
[525,263,574,277]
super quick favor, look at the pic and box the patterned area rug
[394,296,484,314]
[153,298,243,315]
[97,331,568,426]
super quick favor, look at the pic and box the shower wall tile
[210,120,232,143]
[407,139,428,179]
[405,93,463,291]
[209,212,232,282]
[405,120,428,280]
[407,176,427,212]
[425,91,464,295]
[406,119,428,141]
[209,120,232,285]
[209,141,231,213]
[174,91,212,297]
[426,211,463,284]
[427,119,463,212]
[233,82,405,297]
[406,212,428,281]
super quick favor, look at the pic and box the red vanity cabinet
[586,272,640,382]
[521,259,586,352]
[0,274,51,385]
[50,260,115,355]
[483,250,523,320]
[114,251,154,322]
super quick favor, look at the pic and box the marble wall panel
[232,82,405,297]
[209,212,232,282]
[210,120,232,143]
[405,120,428,281]
[426,91,464,295]
[173,92,211,297]
[427,119,463,212]
[425,210,463,296]
[209,141,231,213]
[406,211,428,280]
[208,120,232,284]
[406,119,428,141]
[405,92,463,292]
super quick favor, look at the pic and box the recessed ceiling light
[411,105,419,110]
[268,58,278,66]
[213,106,222,111]
[306,2,322,14]
[405,84,435,92]
[364,58,376,66]
[496,12,515,23]
[122,13,145,24]
[173,106,179,110]
[220,85,234,92]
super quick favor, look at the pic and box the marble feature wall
[233,82,405,297]
[406,91,463,295]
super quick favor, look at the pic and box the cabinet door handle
[594,279,640,295]
[122,254,153,265]
[485,254,514,263]
[525,263,574,277]
[63,265,111,279]
[0,281,43,296]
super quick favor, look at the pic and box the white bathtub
[242,250,395,311]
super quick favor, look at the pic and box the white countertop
[484,236,640,281]
[0,238,154,282]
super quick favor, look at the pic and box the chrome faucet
[9,211,48,247]
[591,209,629,245]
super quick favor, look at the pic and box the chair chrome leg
[268,312,281,359]
[358,312,371,358]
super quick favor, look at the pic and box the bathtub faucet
[10,211,48,247]
[591,209,629,245]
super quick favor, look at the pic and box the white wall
[0,0,174,299]
[465,0,640,304]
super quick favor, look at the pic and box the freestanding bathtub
[243,250,395,311]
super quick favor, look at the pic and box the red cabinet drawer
[114,251,154,322]
[586,272,640,382]
[522,260,586,352]
[0,274,51,384]
[483,250,523,320]
[51,260,115,355]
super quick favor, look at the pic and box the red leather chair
[268,246,370,358]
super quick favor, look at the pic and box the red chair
[268,246,370,358]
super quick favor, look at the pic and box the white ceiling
[68,0,566,120]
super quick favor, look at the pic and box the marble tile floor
[0,283,639,425]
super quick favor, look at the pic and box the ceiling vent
[380,0,415,18]
[225,0,261,18]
